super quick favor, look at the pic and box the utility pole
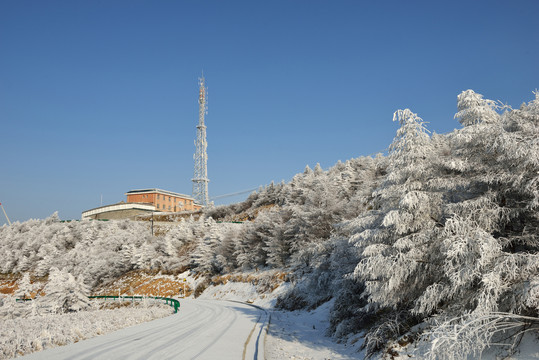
[0,202,12,226]
[192,74,210,206]
[151,212,154,236]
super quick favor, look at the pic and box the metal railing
[16,296,180,314]
[89,295,180,313]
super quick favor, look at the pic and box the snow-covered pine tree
[215,224,240,273]
[352,109,441,310]
[341,109,445,354]
[455,89,502,126]
[40,267,91,313]
[1,295,20,319]
[262,208,291,268]
[189,218,222,274]
[417,90,539,358]
[233,220,267,270]
[14,273,34,300]
[134,241,157,270]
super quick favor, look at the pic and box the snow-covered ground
[19,299,267,360]
[197,279,365,359]
[14,297,364,360]
[8,295,538,359]
[0,301,172,359]
[266,300,364,359]
[4,274,536,359]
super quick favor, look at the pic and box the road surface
[21,299,269,360]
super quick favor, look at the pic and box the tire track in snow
[134,300,237,359]
[237,302,270,360]
[64,302,206,360]
[20,299,266,360]
[72,303,209,360]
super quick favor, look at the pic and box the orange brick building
[125,189,202,212]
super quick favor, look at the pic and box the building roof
[82,202,157,218]
[125,188,195,200]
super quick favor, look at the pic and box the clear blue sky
[1,0,538,224]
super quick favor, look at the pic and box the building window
[157,195,160,199]
[157,204,160,209]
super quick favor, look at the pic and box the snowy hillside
[1,89,538,359]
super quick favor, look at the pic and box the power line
[211,187,260,200]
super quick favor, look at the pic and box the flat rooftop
[125,188,195,200]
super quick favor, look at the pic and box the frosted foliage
[163,217,196,257]
[524,278,539,311]
[187,218,244,274]
[14,273,34,300]
[425,313,539,360]
[40,267,91,313]
[0,217,151,287]
[390,109,431,170]
[455,89,501,126]
[134,242,157,270]
[260,210,289,268]
[343,91,539,357]
[351,108,440,311]
[413,216,507,315]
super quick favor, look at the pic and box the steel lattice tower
[192,75,210,206]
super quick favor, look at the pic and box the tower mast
[192,74,210,206]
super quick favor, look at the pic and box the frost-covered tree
[1,295,20,319]
[234,221,267,270]
[454,89,502,126]
[191,223,221,274]
[40,267,91,313]
[14,273,34,300]
[215,225,241,273]
[415,91,539,357]
[351,109,442,311]
[419,91,538,316]
[341,91,539,357]
[134,241,158,270]
[262,209,291,268]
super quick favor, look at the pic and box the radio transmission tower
[192,74,210,206]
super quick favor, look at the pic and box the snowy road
[21,299,269,360]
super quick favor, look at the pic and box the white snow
[1,302,172,359]
[265,300,365,360]
[196,276,292,308]
[18,299,267,360]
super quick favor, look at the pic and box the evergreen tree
[352,109,441,311]
[41,267,91,313]
[14,273,34,300]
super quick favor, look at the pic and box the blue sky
[1,0,538,225]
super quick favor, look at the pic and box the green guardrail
[89,295,180,313]
[16,295,180,314]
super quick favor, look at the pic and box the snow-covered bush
[39,267,91,313]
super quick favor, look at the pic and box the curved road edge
[229,301,271,360]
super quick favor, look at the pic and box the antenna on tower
[192,73,210,206]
